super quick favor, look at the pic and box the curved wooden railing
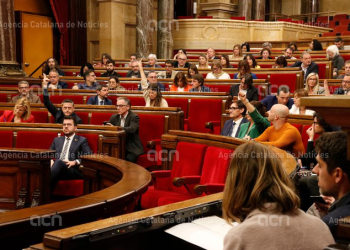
[0,150,151,249]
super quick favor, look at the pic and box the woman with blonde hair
[305,73,325,94]
[0,98,34,123]
[206,59,230,79]
[196,54,210,69]
[289,89,315,115]
[229,44,243,60]
[223,142,334,250]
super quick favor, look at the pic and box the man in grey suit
[106,97,143,162]
[50,116,92,190]
[10,81,41,104]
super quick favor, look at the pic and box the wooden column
[136,0,154,58]
[238,0,252,20]
[157,0,174,59]
[255,0,266,21]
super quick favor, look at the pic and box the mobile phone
[102,121,110,125]
[310,196,327,205]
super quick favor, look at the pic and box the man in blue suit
[261,85,293,111]
[87,84,112,105]
[50,116,92,190]
[221,100,249,138]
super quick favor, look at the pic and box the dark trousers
[297,175,320,211]
[126,150,139,163]
[51,159,83,190]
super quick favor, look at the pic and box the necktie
[60,137,70,160]
[100,100,104,105]
[227,122,236,137]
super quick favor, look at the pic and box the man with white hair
[207,47,220,60]
[144,54,162,68]
[327,45,344,78]
[262,42,272,50]
[290,52,319,80]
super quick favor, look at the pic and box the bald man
[255,104,305,157]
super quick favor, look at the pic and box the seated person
[255,104,305,157]
[274,56,288,68]
[137,69,165,91]
[139,61,168,107]
[108,76,125,91]
[0,98,34,123]
[229,44,243,60]
[95,53,112,68]
[164,60,175,78]
[244,54,260,69]
[305,73,325,94]
[337,60,350,80]
[284,46,296,59]
[78,63,94,78]
[313,131,350,237]
[124,53,139,67]
[190,74,211,92]
[75,69,99,90]
[262,42,272,50]
[173,48,186,60]
[196,54,211,69]
[261,85,293,111]
[327,45,344,78]
[289,52,319,81]
[10,81,41,104]
[257,48,273,59]
[230,73,258,101]
[220,100,249,138]
[46,70,68,89]
[289,89,315,115]
[333,74,350,95]
[126,60,141,78]
[223,142,335,250]
[50,116,92,190]
[43,57,65,76]
[238,92,270,139]
[334,36,345,50]
[207,47,220,60]
[106,97,144,162]
[173,54,191,68]
[221,54,233,68]
[87,84,112,105]
[42,80,82,124]
[171,72,191,92]
[144,54,162,68]
[101,59,121,78]
[187,64,199,78]
[206,60,230,80]
[233,60,257,79]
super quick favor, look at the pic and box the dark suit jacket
[173,61,191,69]
[48,81,68,89]
[108,111,144,156]
[334,87,346,95]
[290,61,319,79]
[101,71,121,78]
[229,84,259,101]
[43,88,83,124]
[87,95,112,105]
[50,134,92,163]
[261,95,293,111]
[220,118,249,137]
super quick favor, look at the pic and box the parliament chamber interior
[1,0,350,249]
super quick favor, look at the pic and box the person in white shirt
[206,60,230,80]
[289,89,314,115]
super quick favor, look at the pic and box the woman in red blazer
[0,98,34,123]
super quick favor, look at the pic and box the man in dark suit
[334,74,350,94]
[42,80,83,124]
[261,85,293,111]
[207,47,220,59]
[101,59,121,78]
[50,116,92,190]
[106,97,143,162]
[46,69,68,89]
[290,52,319,81]
[87,84,112,105]
[137,71,165,91]
[173,54,191,68]
[312,131,350,237]
[10,81,41,104]
[221,100,249,138]
[230,73,258,101]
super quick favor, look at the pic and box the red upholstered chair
[0,110,4,117]
[291,124,303,134]
[341,31,350,36]
[120,83,139,91]
[136,114,166,168]
[31,111,49,123]
[334,14,348,22]
[127,96,146,106]
[205,84,230,93]
[328,21,337,28]
[16,131,58,149]
[52,180,84,197]
[166,98,189,118]
[198,16,213,19]
[301,125,320,151]
[322,32,337,37]
[140,142,208,209]
[90,112,113,125]
[0,93,7,102]
[278,18,292,22]
[317,63,327,79]
[270,74,297,93]
[334,25,349,33]
[76,133,99,153]
[231,16,245,21]
[0,131,13,147]
[118,72,127,77]
[255,74,268,80]
[75,112,89,124]
[317,16,331,23]
[67,82,76,89]
[341,54,350,62]
[50,95,84,104]
[157,146,233,206]
[186,99,222,134]
[339,19,350,26]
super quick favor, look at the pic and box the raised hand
[306,125,315,140]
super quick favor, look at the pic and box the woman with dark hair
[230,73,258,101]
[237,92,270,139]
[241,42,250,53]
[223,142,335,250]
[187,64,199,78]
[0,98,34,123]
[95,53,112,67]
[257,48,273,59]
[221,54,233,68]
[170,72,190,92]
[78,63,94,78]
[173,48,187,60]
[274,56,288,68]
[108,76,125,91]
[190,74,211,92]
[308,39,323,51]
[139,60,168,107]
[244,55,260,69]
[43,57,65,76]
[288,42,298,52]
[234,60,257,79]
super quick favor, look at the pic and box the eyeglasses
[116,105,127,108]
[309,78,317,81]
[149,76,157,79]
[342,80,350,84]
[212,67,219,71]
[178,58,186,61]
[229,107,240,111]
